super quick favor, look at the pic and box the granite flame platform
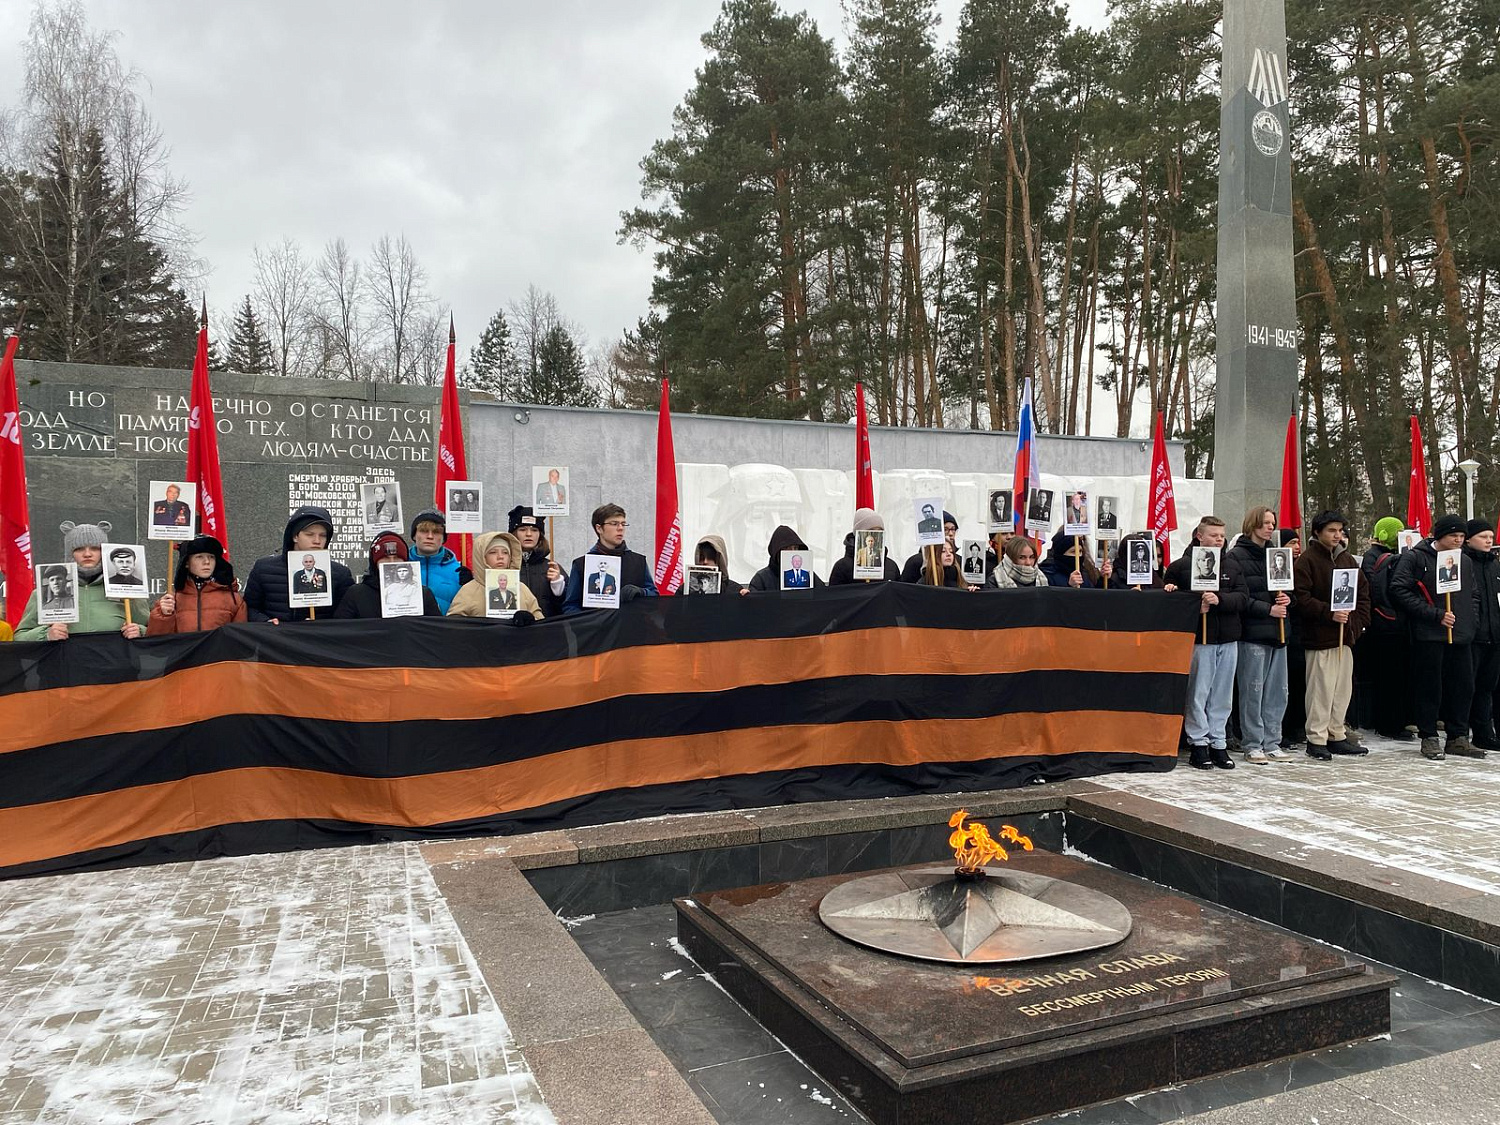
[676,850,1394,1124]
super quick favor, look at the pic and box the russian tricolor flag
[1011,377,1040,512]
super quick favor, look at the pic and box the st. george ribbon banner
[0,585,1199,879]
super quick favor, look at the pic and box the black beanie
[508,504,542,533]
[1431,513,1466,540]
[1466,518,1494,539]
[409,507,446,539]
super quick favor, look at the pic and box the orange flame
[948,809,1033,874]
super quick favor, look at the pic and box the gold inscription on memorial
[970,952,1232,1017]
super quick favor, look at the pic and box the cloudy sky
[0,0,1108,353]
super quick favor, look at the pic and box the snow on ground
[0,844,554,1124]
[1096,733,1500,894]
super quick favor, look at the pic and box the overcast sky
[0,0,1109,354]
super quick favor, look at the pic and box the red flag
[0,332,33,627]
[652,378,684,594]
[434,316,469,564]
[1148,411,1178,566]
[1407,415,1432,535]
[187,301,230,556]
[854,382,874,510]
[1277,415,1301,537]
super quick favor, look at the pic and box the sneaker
[1265,748,1293,761]
[1327,738,1369,756]
[1189,744,1214,770]
[1305,743,1333,761]
[1446,735,1487,759]
[1420,737,1445,761]
[1244,748,1270,764]
[1210,746,1236,770]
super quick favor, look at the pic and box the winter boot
[1209,746,1236,770]
[1189,744,1213,770]
[1446,735,1487,759]
[1420,737,1445,761]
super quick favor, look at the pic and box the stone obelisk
[1213,0,1299,521]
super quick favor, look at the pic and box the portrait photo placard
[148,480,197,541]
[1189,546,1221,592]
[1436,548,1463,595]
[362,481,403,536]
[1095,495,1121,540]
[287,549,334,609]
[532,466,570,516]
[444,481,483,532]
[1330,567,1359,612]
[852,528,885,580]
[686,566,722,596]
[1125,539,1155,586]
[986,489,1015,534]
[779,549,814,591]
[1063,490,1091,537]
[913,496,945,547]
[1265,547,1295,591]
[378,559,424,617]
[35,563,79,624]
[1025,488,1054,536]
[1397,529,1422,553]
[485,568,522,618]
[960,539,987,582]
[101,543,148,600]
[582,554,622,608]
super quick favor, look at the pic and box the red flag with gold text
[1148,412,1178,566]
[652,378,684,594]
[434,316,469,565]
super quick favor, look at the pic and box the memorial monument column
[1213,0,1299,521]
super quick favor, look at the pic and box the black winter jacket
[1163,546,1249,645]
[1464,545,1500,645]
[1391,540,1482,644]
[242,505,355,623]
[519,541,562,617]
[1361,544,1403,636]
[749,525,825,591]
[1228,537,1290,647]
[333,570,442,619]
[829,531,901,584]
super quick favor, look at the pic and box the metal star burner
[817,811,1131,964]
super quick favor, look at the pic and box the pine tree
[223,295,274,374]
[466,309,511,395]
[534,325,600,408]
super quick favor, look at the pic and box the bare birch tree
[252,237,314,377]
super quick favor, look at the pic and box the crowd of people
[9,496,1498,768]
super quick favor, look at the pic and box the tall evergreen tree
[466,309,511,396]
[533,324,600,408]
[622,0,847,418]
[223,295,274,374]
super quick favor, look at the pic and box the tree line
[2,0,1496,526]
[621,0,1499,524]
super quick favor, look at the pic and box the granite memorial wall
[12,359,1211,594]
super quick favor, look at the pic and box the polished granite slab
[678,851,1394,1124]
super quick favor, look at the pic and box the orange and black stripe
[0,583,1200,877]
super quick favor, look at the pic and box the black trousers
[1470,643,1500,736]
[1410,640,1476,739]
[1281,643,1306,744]
[1357,631,1414,734]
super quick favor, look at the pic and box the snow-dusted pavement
[0,844,553,1125]
[1096,732,1500,893]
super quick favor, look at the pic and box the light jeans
[1236,642,1289,754]
[1185,642,1239,749]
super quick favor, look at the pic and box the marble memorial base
[677,851,1393,1125]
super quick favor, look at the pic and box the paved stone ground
[0,844,552,1125]
[1097,733,1500,893]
